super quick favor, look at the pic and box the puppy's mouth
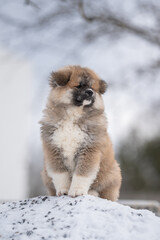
[73,89,95,107]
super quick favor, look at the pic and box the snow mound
[0,195,160,240]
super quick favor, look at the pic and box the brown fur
[40,65,122,201]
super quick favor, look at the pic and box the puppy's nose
[85,89,93,97]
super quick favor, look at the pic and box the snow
[0,195,160,240]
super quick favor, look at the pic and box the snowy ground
[0,195,160,240]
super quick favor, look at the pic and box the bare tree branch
[78,0,160,47]
[0,6,72,30]
[1,0,160,47]
[24,0,40,9]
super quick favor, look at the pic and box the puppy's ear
[99,79,108,94]
[49,69,71,88]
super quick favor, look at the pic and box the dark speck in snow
[63,234,67,238]
[137,213,143,217]
[67,211,72,214]
[42,197,48,201]
[20,202,27,206]
[26,231,33,236]
[66,225,70,228]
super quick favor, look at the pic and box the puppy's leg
[41,168,56,196]
[47,168,71,196]
[68,149,101,197]
[88,190,99,197]
[43,142,71,196]
[100,185,120,201]
[99,161,122,201]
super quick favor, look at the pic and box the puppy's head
[49,66,107,109]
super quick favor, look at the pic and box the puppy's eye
[75,84,81,89]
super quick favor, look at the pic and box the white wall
[0,48,33,200]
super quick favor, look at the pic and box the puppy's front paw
[88,190,99,197]
[68,187,88,197]
[56,187,69,196]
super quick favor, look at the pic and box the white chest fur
[51,108,87,171]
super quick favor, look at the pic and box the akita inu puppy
[40,65,121,201]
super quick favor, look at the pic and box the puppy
[40,65,121,201]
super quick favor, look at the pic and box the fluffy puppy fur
[40,65,121,201]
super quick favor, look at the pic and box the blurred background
[0,0,160,201]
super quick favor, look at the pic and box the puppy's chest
[51,117,87,170]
